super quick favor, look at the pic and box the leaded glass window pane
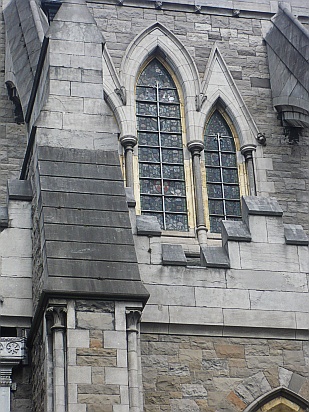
[161,134,183,148]
[138,132,159,146]
[137,59,188,231]
[204,111,241,233]
[162,149,183,164]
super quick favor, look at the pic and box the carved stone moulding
[0,338,25,361]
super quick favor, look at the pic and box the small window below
[204,110,242,233]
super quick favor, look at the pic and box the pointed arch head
[205,95,244,146]
[243,387,309,412]
[201,44,259,148]
[120,22,201,106]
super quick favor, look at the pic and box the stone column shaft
[52,326,66,412]
[241,144,257,196]
[46,306,67,412]
[120,135,138,189]
[126,310,142,412]
[187,140,207,244]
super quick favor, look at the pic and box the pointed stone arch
[114,22,202,140]
[243,387,309,412]
[199,44,259,149]
[119,22,201,96]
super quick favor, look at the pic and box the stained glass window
[136,59,188,231]
[204,111,241,233]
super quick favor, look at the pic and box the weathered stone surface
[200,246,230,268]
[226,269,308,292]
[227,391,247,410]
[242,196,283,217]
[235,372,271,403]
[77,355,116,367]
[284,224,309,245]
[250,77,271,88]
[222,220,251,244]
[214,344,245,359]
[162,244,187,266]
[2,2,309,412]
[7,180,32,201]
[77,384,119,395]
[76,312,114,330]
[136,215,162,236]
[170,399,199,412]
[289,372,306,393]
[0,206,8,227]
[125,187,136,207]
[278,367,293,387]
[76,300,114,313]
[141,334,309,412]
[265,5,309,128]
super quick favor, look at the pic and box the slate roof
[37,145,149,303]
[265,4,309,128]
[3,0,48,115]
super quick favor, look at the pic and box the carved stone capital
[187,140,204,156]
[120,135,138,150]
[126,309,141,333]
[46,306,67,330]
[240,144,256,160]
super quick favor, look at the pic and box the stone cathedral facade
[0,0,308,411]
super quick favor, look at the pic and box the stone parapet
[139,195,309,335]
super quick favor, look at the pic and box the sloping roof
[265,4,309,128]
[3,0,48,115]
[37,145,149,304]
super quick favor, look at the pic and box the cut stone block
[200,246,230,268]
[136,215,161,236]
[162,244,187,266]
[125,187,136,207]
[284,224,309,246]
[0,206,8,227]
[242,196,283,217]
[222,220,251,245]
[7,180,32,201]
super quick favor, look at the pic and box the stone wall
[67,299,137,412]
[141,333,309,412]
[11,364,32,412]
[31,321,45,412]
[89,1,309,234]
[73,300,119,412]
[266,139,309,234]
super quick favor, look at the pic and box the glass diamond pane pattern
[137,59,188,231]
[204,111,241,233]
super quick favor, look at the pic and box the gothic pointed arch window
[136,59,189,231]
[204,110,243,233]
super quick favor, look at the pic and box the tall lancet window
[136,59,188,231]
[204,110,242,233]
